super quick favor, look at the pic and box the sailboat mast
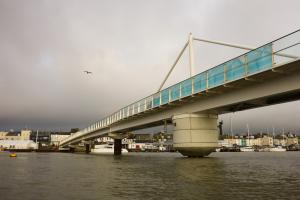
[272,126,275,147]
[36,130,39,143]
[230,115,233,138]
[246,124,251,146]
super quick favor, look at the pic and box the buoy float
[9,152,17,157]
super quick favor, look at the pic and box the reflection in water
[0,152,300,200]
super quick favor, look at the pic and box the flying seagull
[83,70,92,74]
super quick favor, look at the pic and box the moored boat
[91,143,128,154]
[270,146,286,152]
[240,146,255,152]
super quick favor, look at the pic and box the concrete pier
[172,113,218,157]
[85,143,91,154]
[70,147,75,153]
[114,139,122,155]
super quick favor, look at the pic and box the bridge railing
[60,30,300,145]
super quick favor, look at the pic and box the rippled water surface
[0,152,299,200]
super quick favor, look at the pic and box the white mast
[35,130,38,143]
[282,128,285,146]
[272,126,275,147]
[246,124,250,146]
[230,114,233,141]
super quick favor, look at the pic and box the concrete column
[172,113,218,157]
[70,147,75,153]
[114,139,122,155]
[85,143,91,154]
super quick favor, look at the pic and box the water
[0,152,300,200]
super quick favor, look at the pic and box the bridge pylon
[172,113,218,157]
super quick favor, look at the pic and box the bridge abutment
[172,113,218,157]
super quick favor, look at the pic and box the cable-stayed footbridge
[60,30,300,157]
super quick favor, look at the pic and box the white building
[0,130,31,140]
[96,136,114,143]
[50,134,71,146]
[218,140,232,147]
[0,140,37,150]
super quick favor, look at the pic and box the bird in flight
[83,70,92,74]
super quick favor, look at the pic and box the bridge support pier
[172,113,218,157]
[114,139,122,155]
[70,147,75,153]
[109,132,128,156]
[85,143,91,154]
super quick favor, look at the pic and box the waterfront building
[133,133,154,143]
[273,139,281,146]
[30,130,72,147]
[274,135,289,146]
[50,133,71,146]
[251,137,262,146]
[0,130,31,141]
[260,135,274,146]
[30,131,51,145]
[287,136,299,146]
[0,130,37,150]
[223,135,276,147]
[0,132,7,139]
[218,140,232,147]
[224,138,242,146]
[0,140,37,150]
[96,136,114,143]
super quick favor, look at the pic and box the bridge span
[60,30,300,157]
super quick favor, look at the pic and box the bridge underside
[61,59,300,156]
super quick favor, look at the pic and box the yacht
[240,146,255,152]
[269,127,286,152]
[91,143,128,154]
[240,124,255,152]
[269,146,286,152]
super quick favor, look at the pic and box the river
[0,152,299,200]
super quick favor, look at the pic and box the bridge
[60,30,300,157]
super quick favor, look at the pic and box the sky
[0,0,299,134]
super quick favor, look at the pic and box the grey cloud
[0,0,299,132]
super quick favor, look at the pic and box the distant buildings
[1,127,298,152]
[220,133,299,148]
[0,129,72,151]
[30,131,72,147]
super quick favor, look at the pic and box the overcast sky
[0,0,299,134]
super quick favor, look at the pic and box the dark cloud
[0,0,299,132]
